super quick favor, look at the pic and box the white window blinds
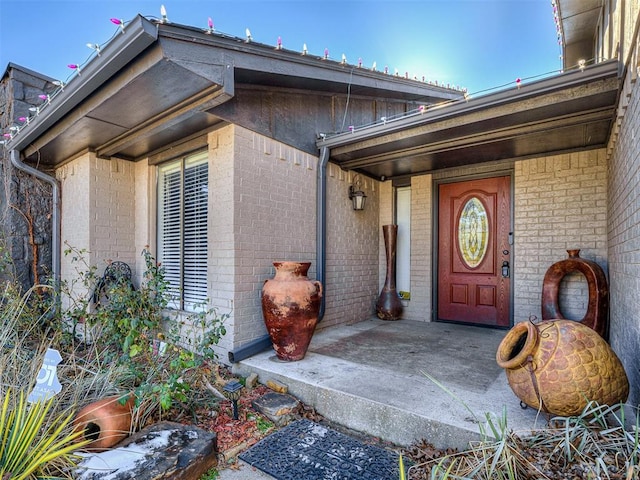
[157,151,208,310]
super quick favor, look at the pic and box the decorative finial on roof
[245,28,252,42]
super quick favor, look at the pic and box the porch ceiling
[15,16,461,165]
[557,0,602,70]
[319,60,620,180]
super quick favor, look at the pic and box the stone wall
[0,66,56,292]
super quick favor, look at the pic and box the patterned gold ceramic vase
[496,319,628,417]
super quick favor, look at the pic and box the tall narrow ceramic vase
[261,261,323,361]
[376,224,403,320]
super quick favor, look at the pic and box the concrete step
[232,319,543,451]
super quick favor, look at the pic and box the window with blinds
[157,151,209,311]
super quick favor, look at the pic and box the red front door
[437,176,511,327]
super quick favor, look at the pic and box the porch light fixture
[223,380,244,420]
[348,174,367,211]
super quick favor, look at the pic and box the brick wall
[212,125,381,356]
[324,164,379,328]
[208,125,239,354]
[57,155,92,297]
[607,66,640,407]
[57,153,137,302]
[513,151,608,323]
[407,174,432,320]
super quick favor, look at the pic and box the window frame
[156,150,209,311]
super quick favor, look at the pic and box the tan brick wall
[324,165,379,328]
[206,125,382,356]
[406,174,432,321]
[57,152,137,304]
[57,154,92,298]
[133,159,152,285]
[607,57,640,406]
[513,151,608,322]
[208,126,236,354]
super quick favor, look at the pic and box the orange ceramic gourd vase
[73,393,135,451]
[496,320,628,417]
[261,262,323,361]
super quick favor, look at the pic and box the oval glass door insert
[458,197,488,268]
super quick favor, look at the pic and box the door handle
[501,260,510,278]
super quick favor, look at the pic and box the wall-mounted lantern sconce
[348,174,367,211]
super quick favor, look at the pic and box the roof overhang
[8,16,461,165]
[318,59,620,180]
[557,0,602,70]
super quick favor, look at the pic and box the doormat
[239,419,407,480]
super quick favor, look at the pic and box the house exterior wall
[57,152,137,301]
[377,175,433,322]
[607,38,640,407]
[0,67,55,291]
[209,125,380,357]
[513,150,608,323]
[324,163,379,328]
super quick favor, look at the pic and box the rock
[75,421,217,480]
[245,372,259,389]
[252,392,300,427]
[266,379,288,393]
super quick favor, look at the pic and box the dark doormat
[239,419,407,479]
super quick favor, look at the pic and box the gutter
[316,146,330,321]
[317,59,621,150]
[10,150,61,290]
[4,16,157,295]
[228,145,330,363]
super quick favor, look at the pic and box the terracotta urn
[261,262,323,361]
[541,249,609,338]
[73,393,135,451]
[496,319,629,417]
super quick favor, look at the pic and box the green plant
[0,389,88,480]
[399,453,406,480]
[199,467,219,480]
[415,372,640,479]
[61,246,229,424]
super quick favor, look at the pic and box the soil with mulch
[176,374,633,479]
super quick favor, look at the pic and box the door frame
[432,170,515,328]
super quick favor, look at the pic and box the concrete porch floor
[233,318,548,451]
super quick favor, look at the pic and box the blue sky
[0,0,561,95]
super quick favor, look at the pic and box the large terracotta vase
[376,224,403,320]
[496,319,628,417]
[73,393,135,451]
[541,249,609,338]
[261,262,323,361]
